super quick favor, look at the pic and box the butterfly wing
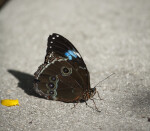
[45,33,90,89]
[34,58,84,102]
[34,33,91,102]
[45,33,85,65]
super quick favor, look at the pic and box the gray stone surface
[0,0,150,130]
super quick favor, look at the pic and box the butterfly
[33,33,98,104]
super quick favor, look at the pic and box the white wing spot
[50,46,52,48]
[50,41,53,43]
[52,37,55,39]
[73,51,81,58]
[56,35,59,37]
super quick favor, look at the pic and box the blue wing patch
[65,50,77,60]
[68,50,77,58]
[65,52,72,60]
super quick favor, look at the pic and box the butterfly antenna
[94,73,115,88]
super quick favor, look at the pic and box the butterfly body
[34,33,96,103]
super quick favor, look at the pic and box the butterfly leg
[91,99,101,113]
[71,103,79,109]
[96,91,103,100]
[85,101,95,110]
[85,101,101,113]
[85,101,88,108]
[92,91,103,100]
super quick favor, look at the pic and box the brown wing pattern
[34,57,86,102]
[45,34,90,90]
[34,34,91,102]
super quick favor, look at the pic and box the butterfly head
[82,87,96,101]
[89,87,96,98]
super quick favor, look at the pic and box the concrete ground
[0,0,150,130]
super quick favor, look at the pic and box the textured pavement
[0,0,150,131]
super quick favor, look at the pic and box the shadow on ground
[131,90,150,115]
[8,69,42,98]
[120,88,150,119]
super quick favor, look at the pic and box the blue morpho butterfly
[33,33,102,111]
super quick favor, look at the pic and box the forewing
[45,33,91,90]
